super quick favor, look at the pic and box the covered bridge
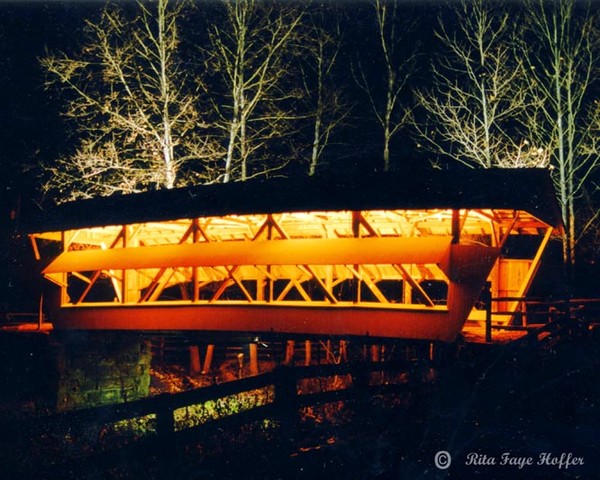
[25,168,562,343]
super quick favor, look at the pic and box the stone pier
[54,332,151,411]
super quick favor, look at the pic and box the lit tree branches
[519,0,600,266]
[414,0,600,268]
[299,5,351,176]
[38,0,600,272]
[41,0,217,201]
[206,0,303,183]
[414,0,544,169]
[354,0,415,172]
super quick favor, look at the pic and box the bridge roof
[23,167,561,233]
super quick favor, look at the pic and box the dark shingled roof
[22,167,562,233]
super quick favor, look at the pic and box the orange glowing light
[30,208,555,341]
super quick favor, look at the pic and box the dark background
[0,1,596,310]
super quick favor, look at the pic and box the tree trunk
[240,107,248,181]
[383,67,393,172]
[309,114,322,176]
[309,54,324,176]
[158,0,175,189]
[223,120,238,183]
[162,125,175,189]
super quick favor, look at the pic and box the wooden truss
[31,208,555,340]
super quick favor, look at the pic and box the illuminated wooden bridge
[26,168,561,343]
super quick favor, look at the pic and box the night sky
[0,0,598,305]
[0,2,104,208]
[0,2,107,309]
[0,0,435,308]
[0,1,596,211]
[0,0,440,213]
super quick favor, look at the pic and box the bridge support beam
[249,343,259,376]
[305,340,312,366]
[285,340,295,365]
[202,344,214,375]
[189,345,201,374]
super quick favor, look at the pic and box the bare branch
[41,0,220,202]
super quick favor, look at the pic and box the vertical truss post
[192,219,200,302]
[483,281,493,343]
[352,211,361,303]
[120,226,128,304]
[267,215,275,302]
[452,209,460,244]
[60,231,68,306]
[120,224,142,304]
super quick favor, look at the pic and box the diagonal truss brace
[75,227,126,304]
[270,215,338,304]
[358,212,436,307]
[140,224,195,303]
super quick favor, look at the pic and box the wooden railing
[0,360,429,472]
[1,312,48,330]
[484,296,599,343]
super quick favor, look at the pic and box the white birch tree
[41,0,217,201]
[414,0,546,169]
[519,0,599,266]
[415,0,599,268]
[299,7,352,176]
[354,0,415,172]
[206,0,303,183]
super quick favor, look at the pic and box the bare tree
[299,6,352,176]
[415,0,599,268]
[520,0,600,266]
[354,0,416,172]
[206,0,303,183]
[414,0,547,169]
[41,0,217,201]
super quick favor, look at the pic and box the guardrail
[1,312,48,330]
[483,296,599,343]
[0,360,430,474]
